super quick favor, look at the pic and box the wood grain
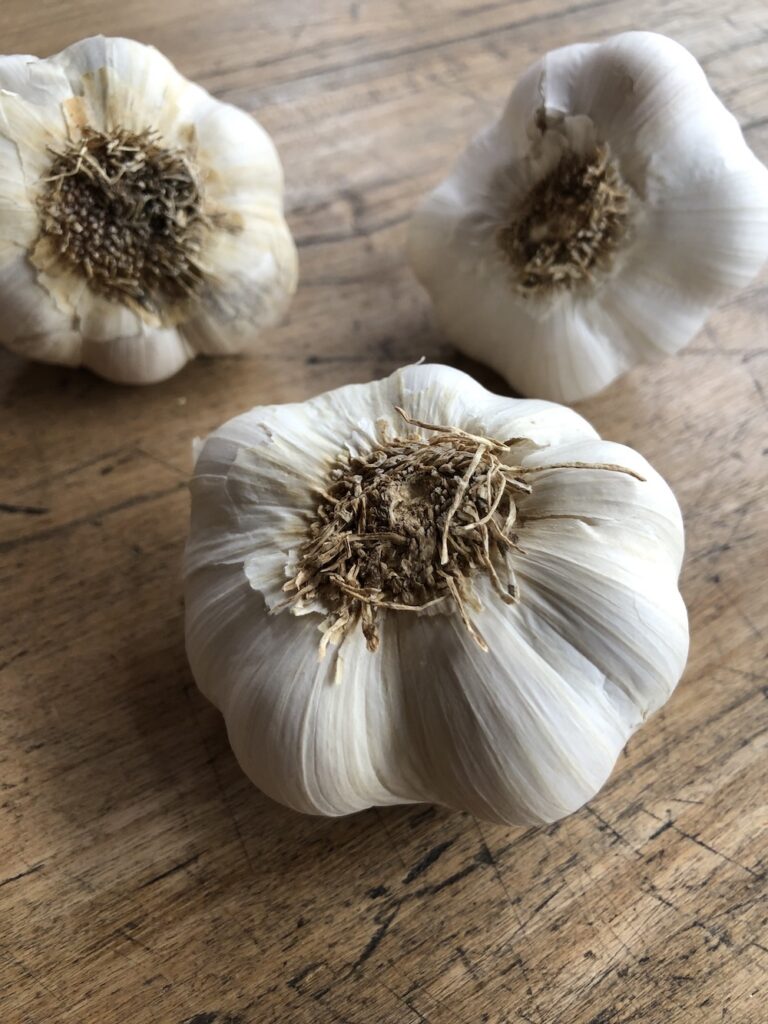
[1,2,766,1022]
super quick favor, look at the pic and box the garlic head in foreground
[184,364,689,826]
[0,36,298,384]
[408,31,768,403]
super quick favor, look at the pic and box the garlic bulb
[0,36,297,384]
[408,31,768,404]
[184,363,688,826]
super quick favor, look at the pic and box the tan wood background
[1,2,766,1022]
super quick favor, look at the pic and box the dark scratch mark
[0,862,44,888]
[405,1000,430,1023]
[416,861,478,896]
[349,905,399,973]
[396,967,467,1024]
[306,354,369,366]
[408,807,436,828]
[643,882,734,950]
[673,826,763,879]
[744,363,768,409]
[2,947,60,1003]
[501,884,569,946]
[475,843,495,866]
[642,809,763,878]
[403,839,455,883]
[367,884,388,899]
[648,819,674,841]
[471,818,547,1024]
[498,954,526,977]
[0,482,187,554]
[139,852,201,889]
[584,805,643,857]
[710,891,766,920]
[117,928,178,994]
[739,609,763,644]
[455,945,481,981]
[208,0,621,92]
[0,502,49,515]
[288,962,323,991]
[411,840,503,899]
[502,884,566,945]
[555,826,648,973]
[136,446,189,479]
[587,1008,617,1024]
[690,541,732,563]
[309,1001,353,1024]
[686,920,733,949]
[16,445,130,495]
[645,887,676,910]
[719,666,768,685]
[0,649,28,673]
[602,684,763,799]
[377,975,433,1024]
[183,687,258,881]
[533,884,565,915]
[295,212,409,249]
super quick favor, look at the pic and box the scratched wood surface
[1,2,766,1022]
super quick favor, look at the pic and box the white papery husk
[408,31,768,404]
[184,364,689,826]
[0,36,297,384]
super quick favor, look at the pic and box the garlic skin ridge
[407,31,768,404]
[0,36,298,384]
[184,363,689,826]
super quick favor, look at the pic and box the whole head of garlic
[0,36,297,384]
[184,363,688,826]
[408,31,768,404]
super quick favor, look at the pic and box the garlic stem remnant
[498,144,630,295]
[286,407,643,655]
[37,128,209,316]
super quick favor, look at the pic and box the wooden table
[1,3,766,1022]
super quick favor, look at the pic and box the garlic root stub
[0,36,297,384]
[408,31,768,404]
[184,364,689,826]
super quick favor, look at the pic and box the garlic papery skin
[0,36,298,384]
[407,31,768,404]
[184,363,689,826]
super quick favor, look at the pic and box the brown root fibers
[286,408,644,655]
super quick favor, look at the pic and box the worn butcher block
[0,2,766,1022]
